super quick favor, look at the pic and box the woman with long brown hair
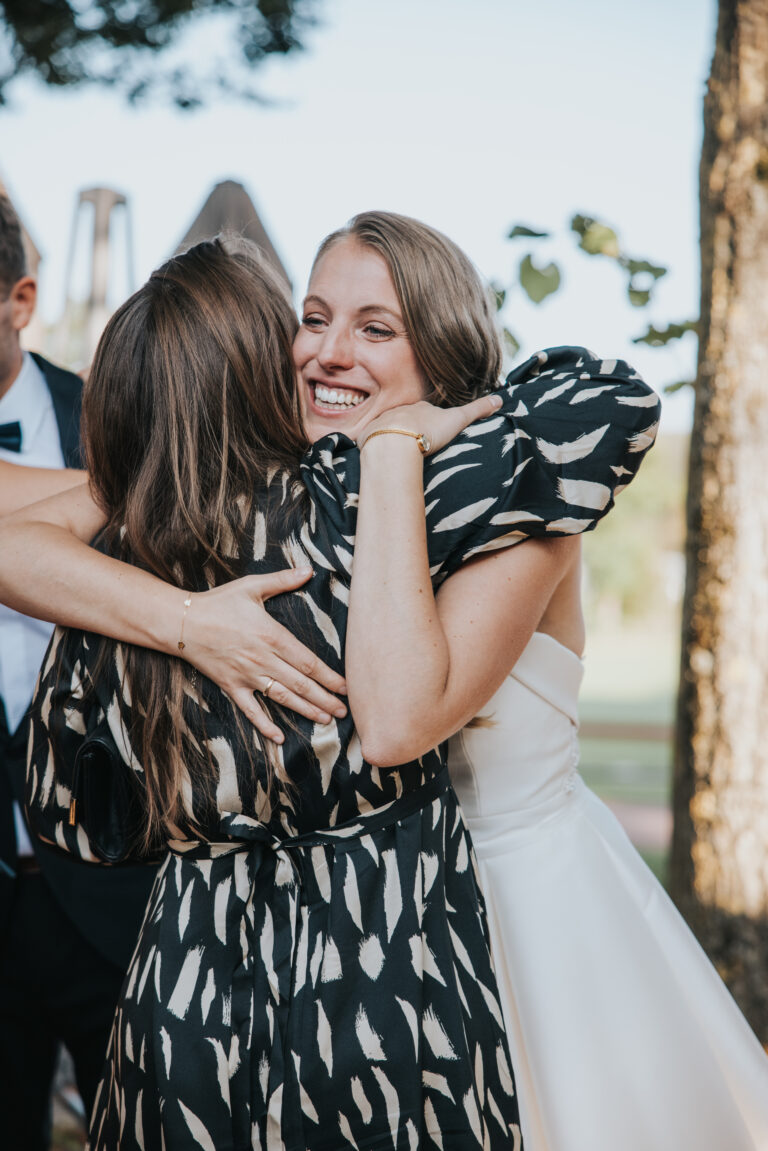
[0,219,662,1150]
[3,233,520,1149]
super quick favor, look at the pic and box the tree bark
[671,0,768,1041]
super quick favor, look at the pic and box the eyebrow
[302,294,403,322]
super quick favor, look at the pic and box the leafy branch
[497,213,698,391]
[0,0,320,108]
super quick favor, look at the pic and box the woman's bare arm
[346,429,577,765]
[0,486,347,739]
[0,460,87,517]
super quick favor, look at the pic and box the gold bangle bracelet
[359,427,432,454]
[178,595,193,652]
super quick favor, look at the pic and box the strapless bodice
[448,631,584,820]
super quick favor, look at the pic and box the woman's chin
[305,412,358,443]
[304,403,370,443]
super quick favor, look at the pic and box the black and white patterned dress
[26,348,659,1151]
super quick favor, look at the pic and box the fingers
[262,660,347,721]
[258,677,342,728]
[230,690,285,744]
[231,665,346,744]
[271,631,347,696]
[251,566,315,602]
[462,392,503,428]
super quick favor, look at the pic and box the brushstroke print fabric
[25,347,660,1149]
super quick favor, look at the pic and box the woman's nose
[316,325,354,371]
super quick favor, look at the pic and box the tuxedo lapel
[30,352,83,467]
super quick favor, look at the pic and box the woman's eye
[302,315,325,329]
[364,323,393,339]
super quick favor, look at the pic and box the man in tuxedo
[0,193,156,1148]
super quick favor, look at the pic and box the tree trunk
[670,0,768,1041]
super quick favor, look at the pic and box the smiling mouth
[310,381,369,412]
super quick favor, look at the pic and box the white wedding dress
[449,631,768,1151]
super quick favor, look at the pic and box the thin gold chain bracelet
[178,595,193,651]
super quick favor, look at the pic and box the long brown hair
[312,211,502,405]
[80,236,307,847]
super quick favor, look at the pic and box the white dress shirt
[0,352,65,855]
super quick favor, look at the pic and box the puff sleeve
[302,345,660,586]
[423,346,660,583]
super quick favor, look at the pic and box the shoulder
[30,352,83,402]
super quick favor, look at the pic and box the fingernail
[317,711,332,724]
[489,393,503,409]
[334,705,347,718]
[296,567,313,577]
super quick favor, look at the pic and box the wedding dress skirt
[449,631,768,1151]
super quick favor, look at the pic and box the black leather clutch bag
[69,722,147,864]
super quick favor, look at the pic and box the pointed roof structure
[175,180,291,289]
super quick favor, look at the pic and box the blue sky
[1,0,715,430]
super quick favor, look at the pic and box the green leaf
[632,320,699,347]
[664,379,694,394]
[570,214,620,258]
[621,257,667,281]
[570,214,592,237]
[502,327,520,356]
[519,254,561,304]
[628,287,651,307]
[489,282,506,311]
[581,224,620,258]
[507,224,549,240]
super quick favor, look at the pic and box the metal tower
[57,187,134,368]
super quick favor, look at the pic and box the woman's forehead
[306,239,399,310]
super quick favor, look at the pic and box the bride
[2,211,767,1150]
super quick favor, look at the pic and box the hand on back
[182,567,347,744]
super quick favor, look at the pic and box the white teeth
[314,384,366,409]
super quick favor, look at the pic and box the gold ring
[264,677,275,698]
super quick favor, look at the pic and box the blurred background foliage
[0,0,320,108]
[583,431,687,623]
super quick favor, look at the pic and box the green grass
[579,696,675,726]
[578,620,676,807]
[581,618,679,707]
[579,736,671,806]
[639,847,669,886]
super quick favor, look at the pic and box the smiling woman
[295,240,428,437]
[296,211,501,442]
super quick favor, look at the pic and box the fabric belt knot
[167,769,450,1148]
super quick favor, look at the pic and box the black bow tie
[0,420,22,452]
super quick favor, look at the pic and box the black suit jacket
[0,353,157,969]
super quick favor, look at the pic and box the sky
[0,0,715,431]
